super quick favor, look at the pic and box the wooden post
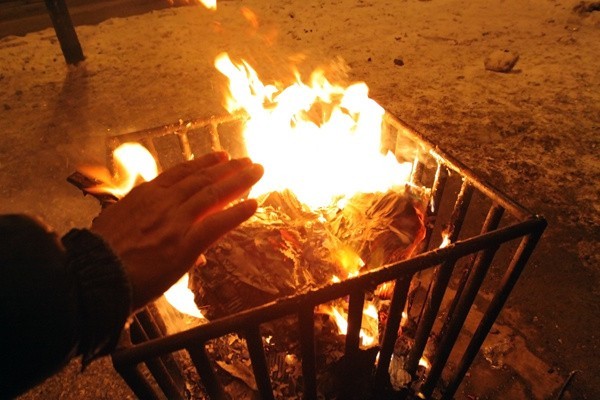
[44,0,85,65]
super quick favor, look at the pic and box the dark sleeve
[0,215,132,399]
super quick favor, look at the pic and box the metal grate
[107,112,546,400]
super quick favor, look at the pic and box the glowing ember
[215,52,413,209]
[375,281,394,298]
[241,7,259,28]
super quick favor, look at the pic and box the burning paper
[189,188,426,343]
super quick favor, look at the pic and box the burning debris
[184,184,427,398]
[190,188,426,320]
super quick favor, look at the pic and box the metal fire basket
[106,112,546,400]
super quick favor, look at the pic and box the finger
[152,151,230,187]
[173,157,254,200]
[184,198,258,253]
[181,163,264,220]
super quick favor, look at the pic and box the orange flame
[334,247,364,277]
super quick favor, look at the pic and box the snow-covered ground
[1,1,598,398]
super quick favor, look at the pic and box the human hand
[91,151,264,310]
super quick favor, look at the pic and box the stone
[484,49,520,73]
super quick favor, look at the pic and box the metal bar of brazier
[104,112,547,399]
[421,205,505,396]
[298,306,318,399]
[374,275,412,384]
[405,181,474,376]
[187,344,227,399]
[441,225,546,400]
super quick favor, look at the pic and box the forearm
[0,215,132,399]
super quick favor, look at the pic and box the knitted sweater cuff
[62,228,132,366]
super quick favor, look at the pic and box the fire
[87,51,418,329]
[168,0,217,10]
[215,52,412,209]
[439,232,451,249]
[323,304,377,347]
[334,247,364,277]
[214,52,416,341]
[197,0,216,10]
[215,53,415,341]
[164,274,203,318]
[82,143,158,198]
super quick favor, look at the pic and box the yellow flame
[363,303,378,319]
[84,143,158,198]
[215,52,412,209]
[334,247,364,277]
[326,305,377,347]
[198,0,216,10]
[439,232,451,248]
[113,142,158,180]
[167,0,216,9]
[164,274,204,318]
